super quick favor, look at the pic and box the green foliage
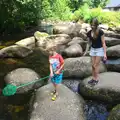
[50,0,71,20]
[39,0,52,19]
[0,0,119,35]
[0,0,42,34]
[71,3,91,22]
[90,0,109,8]
[72,5,120,26]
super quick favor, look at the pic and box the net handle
[17,75,50,89]
[17,70,64,89]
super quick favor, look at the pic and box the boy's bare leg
[53,83,58,96]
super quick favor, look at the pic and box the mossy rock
[108,104,120,120]
[0,46,6,49]
[34,31,49,38]
[4,41,16,46]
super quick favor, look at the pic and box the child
[48,45,64,101]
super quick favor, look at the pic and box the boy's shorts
[51,73,63,84]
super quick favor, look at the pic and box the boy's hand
[50,73,54,77]
[55,70,60,75]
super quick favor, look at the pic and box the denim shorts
[90,47,104,57]
[51,73,63,84]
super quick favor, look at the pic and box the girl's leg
[91,56,96,80]
[94,56,101,81]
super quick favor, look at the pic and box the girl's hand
[104,54,107,61]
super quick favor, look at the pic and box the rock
[105,37,120,47]
[0,45,33,58]
[34,31,49,48]
[105,59,120,72]
[45,34,71,50]
[79,29,87,40]
[53,23,81,38]
[63,44,83,58]
[15,37,35,49]
[34,31,49,38]
[21,48,49,77]
[68,37,84,46]
[68,37,87,51]
[108,104,120,120]
[63,57,106,79]
[79,72,120,103]
[29,83,86,120]
[99,24,109,30]
[4,68,41,94]
[57,45,67,55]
[81,23,91,30]
[115,25,120,33]
[79,23,91,40]
[35,33,71,51]
[107,45,120,58]
[104,30,120,39]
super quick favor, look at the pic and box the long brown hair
[90,18,99,39]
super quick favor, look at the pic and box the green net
[2,72,64,96]
[2,75,50,96]
[2,84,17,96]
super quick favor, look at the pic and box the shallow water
[62,80,110,120]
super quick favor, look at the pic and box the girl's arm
[83,38,91,56]
[101,35,107,59]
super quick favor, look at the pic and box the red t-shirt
[49,53,64,73]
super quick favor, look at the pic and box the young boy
[48,45,64,101]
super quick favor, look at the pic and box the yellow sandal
[51,94,58,101]
[50,91,56,96]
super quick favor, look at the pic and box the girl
[84,18,107,85]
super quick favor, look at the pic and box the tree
[39,0,52,20]
[90,0,110,8]
[68,0,109,10]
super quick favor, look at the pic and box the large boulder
[0,45,33,58]
[106,59,120,72]
[68,37,84,46]
[15,37,35,49]
[99,24,109,30]
[79,29,87,40]
[104,30,120,39]
[63,44,83,58]
[105,37,120,47]
[79,23,91,40]
[53,23,81,38]
[107,45,120,58]
[4,68,41,94]
[29,83,86,120]
[63,57,106,79]
[79,72,120,103]
[115,25,120,33]
[81,23,91,30]
[68,37,87,51]
[107,104,120,120]
[34,31,49,38]
[35,33,71,51]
